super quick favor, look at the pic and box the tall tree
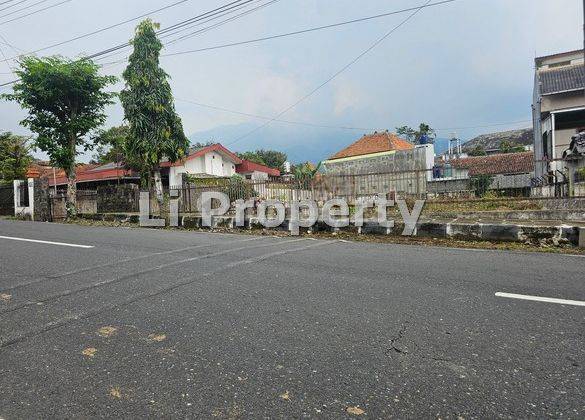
[468,145,487,156]
[120,19,189,198]
[396,123,436,145]
[191,141,214,149]
[237,149,287,171]
[237,151,267,166]
[91,125,130,164]
[292,161,321,181]
[499,140,524,154]
[0,132,32,182]
[2,56,116,217]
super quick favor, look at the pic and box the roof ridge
[539,62,584,73]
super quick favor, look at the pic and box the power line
[0,0,30,13]
[176,97,381,131]
[0,31,22,54]
[1,0,194,61]
[158,0,254,35]
[176,97,531,134]
[94,0,271,66]
[0,0,71,26]
[0,0,52,19]
[163,0,277,45]
[162,0,456,58]
[0,0,257,86]
[0,43,14,78]
[227,0,441,146]
[84,0,256,60]
[434,120,532,131]
[96,0,454,68]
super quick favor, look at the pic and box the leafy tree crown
[2,56,116,171]
[120,19,189,181]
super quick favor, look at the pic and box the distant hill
[190,123,364,164]
[433,138,452,155]
[462,128,533,153]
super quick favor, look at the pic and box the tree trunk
[66,166,77,219]
[140,170,149,191]
[65,135,77,219]
[153,169,164,204]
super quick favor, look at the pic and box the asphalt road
[0,220,583,419]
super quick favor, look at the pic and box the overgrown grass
[423,198,543,213]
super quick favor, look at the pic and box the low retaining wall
[426,209,585,222]
[179,215,583,247]
[76,212,584,248]
[540,197,585,210]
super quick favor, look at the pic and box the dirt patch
[82,347,97,358]
[109,387,122,399]
[346,406,366,415]
[147,333,167,342]
[97,326,118,338]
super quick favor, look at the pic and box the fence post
[415,171,420,197]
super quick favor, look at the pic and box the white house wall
[241,171,269,181]
[203,152,236,177]
[170,152,236,185]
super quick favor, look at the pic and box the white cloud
[332,79,367,116]
[241,72,304,116]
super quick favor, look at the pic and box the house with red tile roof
[162,143,242,186]
[430,152,535,194]
[328,131,414,161]
[322,131,435,176]
[28,161,139,189]
[236,159,280,180]
[442,151,535,177]
[28,143,281,189]
[163,143,281,186]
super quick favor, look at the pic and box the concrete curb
[178,215,582,247]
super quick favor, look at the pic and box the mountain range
[190,122,457,164]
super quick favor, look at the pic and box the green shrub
[470,175,494,197]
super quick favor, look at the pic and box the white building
[532,49,585,177]
[162,143,281,186]
[163,144,242,187]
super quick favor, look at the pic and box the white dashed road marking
[0,235,94,249]
[495,292,585,307]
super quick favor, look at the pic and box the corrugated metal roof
[539,64,585,95]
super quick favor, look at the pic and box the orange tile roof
[236,159,281,177]
[445,152,534,176]
[27,163,138,186]
[328,131,414,160]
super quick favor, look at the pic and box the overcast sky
[0,0,582,162]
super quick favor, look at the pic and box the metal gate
[0,183,14,216]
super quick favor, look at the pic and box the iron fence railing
[0,183,14,216]
[37,164,585,218]
[18,182,29,207]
